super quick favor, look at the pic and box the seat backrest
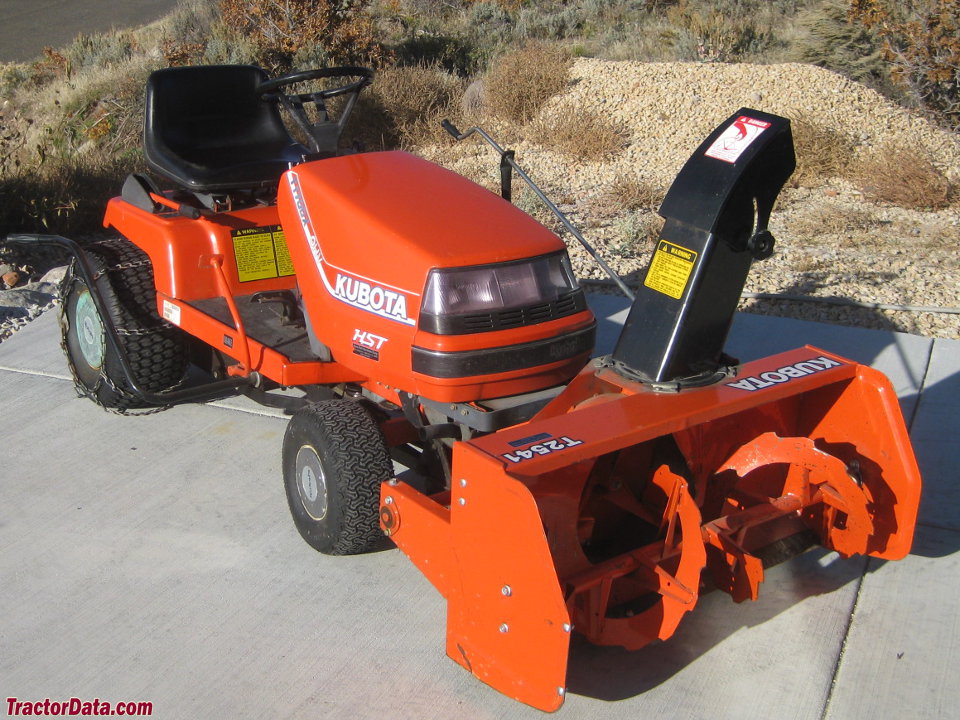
[144,65,305,192]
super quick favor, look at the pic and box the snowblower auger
[379,109,921,711]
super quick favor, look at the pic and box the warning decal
[232,225,295,282]
[644,240,697,300]
[273,229,294,276]
[704,116,771,164]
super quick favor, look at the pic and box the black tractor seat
[143,65,312,193]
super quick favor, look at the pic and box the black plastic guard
[612,109,795,384]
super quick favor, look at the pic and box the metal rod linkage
[441,120,635,301]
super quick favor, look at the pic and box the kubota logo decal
[725,356,843,392]
[286,172,416,326]
[287,172,324,268]
[335,274,411,324]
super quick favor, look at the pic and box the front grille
[419,289,588,335]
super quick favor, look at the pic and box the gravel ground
[422,59,960,339]
[3,59,958,342]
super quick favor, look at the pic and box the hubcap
[295,445,328,520]
[74,290,105,370]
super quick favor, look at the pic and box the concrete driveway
[0,299,956,719]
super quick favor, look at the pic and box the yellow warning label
[273,229,294,276]
[232,225,295,282]
[644,239,697,300]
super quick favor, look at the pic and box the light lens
[422,253,578,317]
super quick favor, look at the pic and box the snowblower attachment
[379,109,921,711]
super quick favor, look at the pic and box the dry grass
[0,54,156,236]
[484,43,572,124]
[853,142,955,210]
[0,158,137,237]
[348,64,465,149]
[787,204,884,245]
[790,113,857,187]
[592,174,665,217]
[532,111,627,161]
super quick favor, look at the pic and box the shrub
[610,211,663,259]
[603,174,665,213]
[789,113,858,186]
[218,0,391,72]
[161,0,221,66]
[854,141,955,209]
[664,0,775,61]
[0,157,137,237]
[484,43,572,123]
[65,31,138,71]
[348,64,465,149]
[393,33,482,75]
[792,0,889,87]
[533,110,626,161]
[849,0,960,130]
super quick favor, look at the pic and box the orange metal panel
[468,346,920,560]
[378,481,454,598]
[156,294,364,387]
[446,443,572,712]
[103,197,297,300]
[471,348,861,477]
[799,363,922,560]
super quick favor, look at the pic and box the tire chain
[60,238,185,415]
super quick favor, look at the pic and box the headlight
[421,252,579,317]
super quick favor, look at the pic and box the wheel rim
[74,289,105,370]
[295,445,328,520]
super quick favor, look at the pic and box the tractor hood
[277,150,566,313]
[276,150,593,403]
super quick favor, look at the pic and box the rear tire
[60,238,188,410]
[282,400,394,555]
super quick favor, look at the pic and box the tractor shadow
[566,547,867,700]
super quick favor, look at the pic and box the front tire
[282,400,394,555]
[60,238,188,410]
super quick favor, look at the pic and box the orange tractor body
[6,64,921,711]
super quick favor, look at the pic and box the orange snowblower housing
[277,151,596,403]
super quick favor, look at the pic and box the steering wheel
[259,66,374,154]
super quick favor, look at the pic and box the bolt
[458,498,466,506]
[384,496,394,505]
[387,478,398,486]
[501,585,512,597]
[558,687,566,697]
[459,478,467,488]
[562,623,571,633]
[499,623,509,633]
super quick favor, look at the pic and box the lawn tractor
[5,65,921,711]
